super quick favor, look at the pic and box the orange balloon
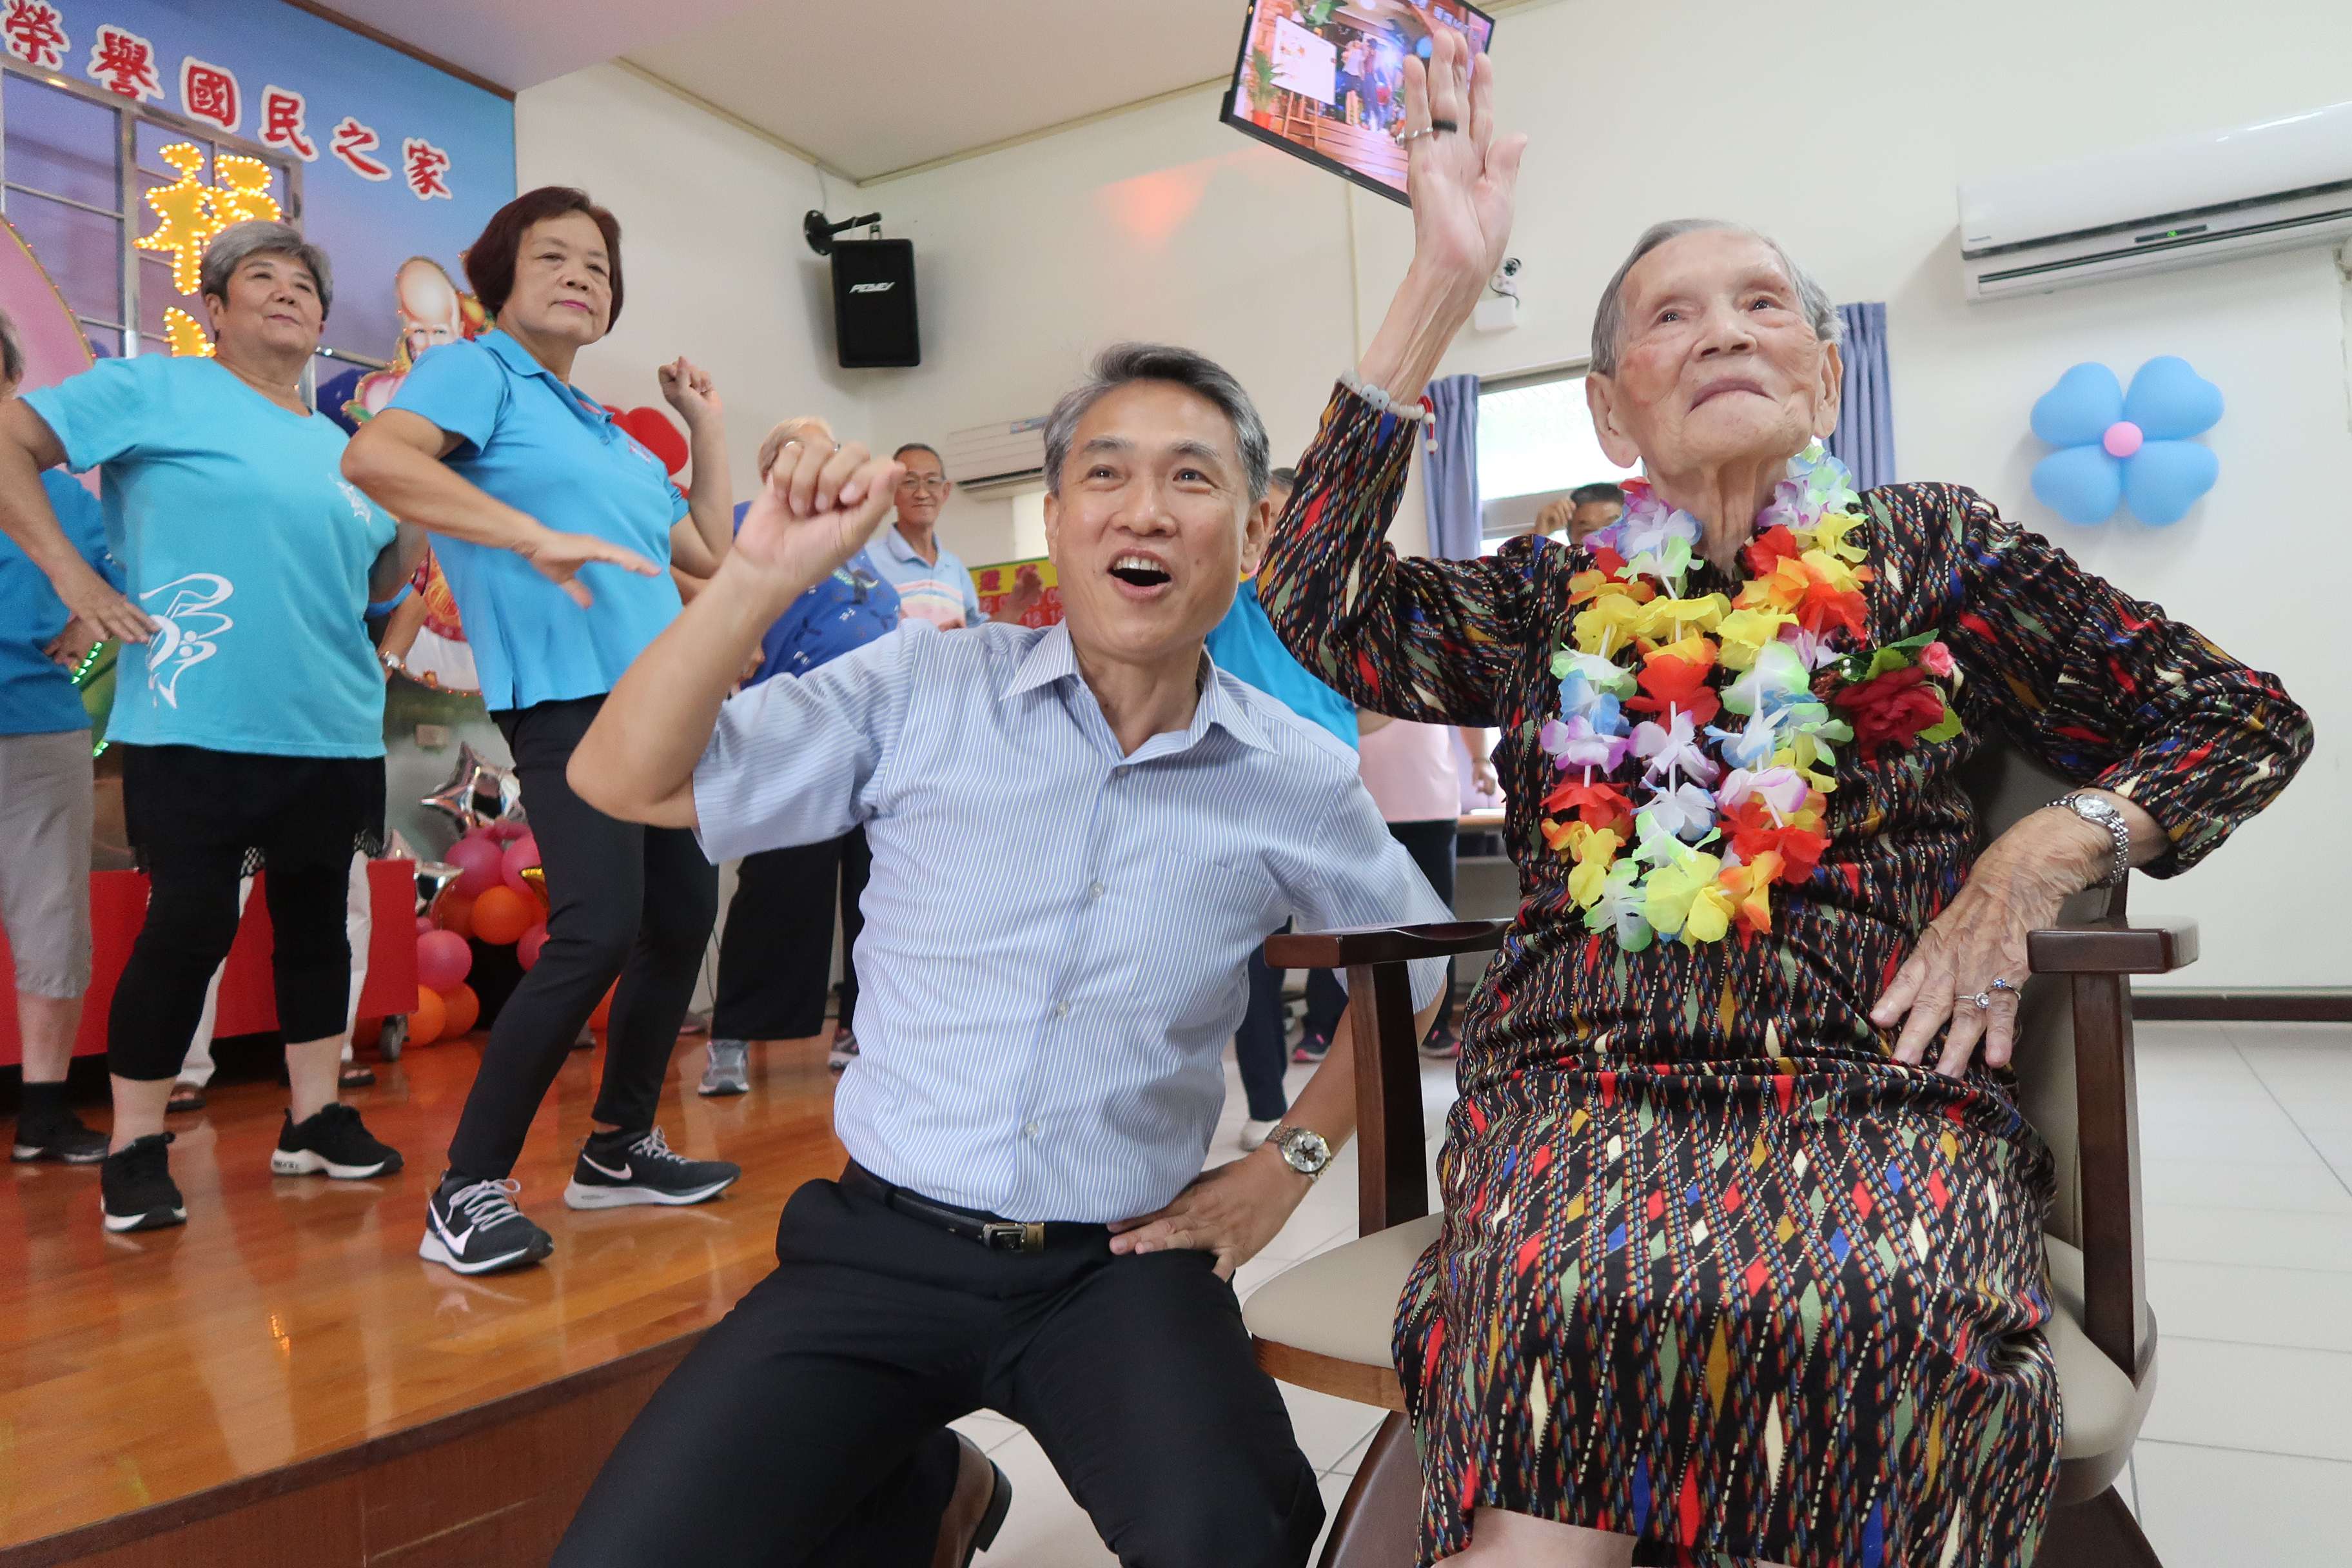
[434,888,475,940]
[470,885,534,946]
[589,979,617,1032]
[409,984,447,1047]
[438,982,480,1037]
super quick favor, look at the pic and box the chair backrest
[1951,742,2118,1249]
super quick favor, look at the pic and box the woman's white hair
[200,220,334,320]
[1589,219,1839,377]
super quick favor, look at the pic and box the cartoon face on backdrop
[395,257,468,363]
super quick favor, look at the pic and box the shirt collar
[481,329,609,422]
[1003,623,1275,755]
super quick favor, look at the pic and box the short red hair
[464,186,625,331]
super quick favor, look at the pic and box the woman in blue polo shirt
[692,417,902,1098]
[344,186,743,1275]
[0,224,420,1234]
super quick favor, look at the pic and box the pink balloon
[518,921,549,971]
[416,914,436,936]
[501,836,542,896]
[2102,420,2145,459]
[486,820,531,843]
[448,833,505,897]
[416,928,473,992]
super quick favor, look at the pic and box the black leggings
[446,696,719,1181]
[710,829,870,1041]
[108,746,379,1081]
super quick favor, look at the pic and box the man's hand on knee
[1107,1147,1312,1280]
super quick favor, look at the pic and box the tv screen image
[1220,0,1496,204]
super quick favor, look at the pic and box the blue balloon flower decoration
[2029,357,2222,526]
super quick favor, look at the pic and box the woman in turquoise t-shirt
[0,222,424,1235]
[344,186,745,1275]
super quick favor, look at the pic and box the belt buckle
[981,1221,1044,1255]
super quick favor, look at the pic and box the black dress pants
[446,696,719,1180]
[710,828,869,1041]
[555,1171,1325,1568]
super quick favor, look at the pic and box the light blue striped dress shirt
[692,620,1449,1223]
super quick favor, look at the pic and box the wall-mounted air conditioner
[943,416,1048,493]
[1958,100,2352,302]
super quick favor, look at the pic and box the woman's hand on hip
[1870,817,2090,1076]
[1108,1148,1311,1281]
[56,567,154,646]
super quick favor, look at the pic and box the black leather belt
[842,1162,1053,1255]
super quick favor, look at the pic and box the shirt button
[1087,881,1106,901]
[1021,1121,1041,1139]
[1052,999,1072,1019]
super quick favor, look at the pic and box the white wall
[514,64,872,503]
[859,0,2347,989]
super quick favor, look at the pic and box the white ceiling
[315,0,757,93]
[623,1,1253,181]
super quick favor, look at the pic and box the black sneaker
[100,1132,185,1233]
[1291,1028,1331,1064]
[1418,1023,1462,1060]
[565,1126,740,1210]
[271,1103,404,1179]
[420,1174,553,1275]
[13,1111,108,1164]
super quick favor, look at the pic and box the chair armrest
[1262,921,1508,1237]
[1264,919,1511,970]
[2026,917,2197,975]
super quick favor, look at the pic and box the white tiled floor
[963,1019,2352,1565]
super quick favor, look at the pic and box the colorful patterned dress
[1259,384,2312,1567]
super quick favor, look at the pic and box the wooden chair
[1244,747,2188,1566]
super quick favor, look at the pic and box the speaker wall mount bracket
[805,210,884,257]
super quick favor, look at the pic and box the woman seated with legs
[1259,32,2313,1567]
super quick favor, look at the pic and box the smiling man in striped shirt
[557,344,1447,1568]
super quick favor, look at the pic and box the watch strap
[2051,792,2131,888]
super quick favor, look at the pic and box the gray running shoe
[827,1029,859,1071]
[699,1038,750,1097]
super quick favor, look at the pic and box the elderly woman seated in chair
[1259,30,2313,1568]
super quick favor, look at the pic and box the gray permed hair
[0,308,23,389]
[1589,219,1839,378]
[1043,343,1272,502]
[200,220,334,320]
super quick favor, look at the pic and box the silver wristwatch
[2050,792,2132,888]
[1268,1124,1333,1181]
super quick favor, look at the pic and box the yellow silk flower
[1645,591,1732,645]
[1806,512,1870,565]
[1644,848,1736,945]
[1574,594,1652,658]
[1561,822,1624,908]
[1718,849,1786,934]
[1714,607,1796,672]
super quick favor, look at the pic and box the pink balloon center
[2102,421,2144,458]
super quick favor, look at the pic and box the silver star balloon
[419,743,524,835]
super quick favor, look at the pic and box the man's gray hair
[1589,219,1839,378]
[200,220,334,319]
[1042,343,1272,502]
[0,308,23,389]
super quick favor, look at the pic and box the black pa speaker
[830,239,920,368]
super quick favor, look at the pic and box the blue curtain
[1424,373,1481,560]
[1828,302,1895,491]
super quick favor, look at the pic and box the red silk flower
[1541,779,1634,838]
[1727,798,1830,883]
[1834,665,1947,760]
[1743,525,1801,579]
[1623,644,1721,728]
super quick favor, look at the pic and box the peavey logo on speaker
[847,281,896,293]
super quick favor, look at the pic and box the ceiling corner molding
[855,74,1230,189]
[277,1,516,100]
[609,60,861,183]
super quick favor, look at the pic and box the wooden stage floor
[0,1030,848,1566]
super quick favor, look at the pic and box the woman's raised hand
[1356,25,1527,401]
[730,436,902,600]
[657,357,721,429]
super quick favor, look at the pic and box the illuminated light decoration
[259,84,317,161]
[85,23,160,102]
[137,142,220,295]
[401,137,453,201]
[3,0,70,72]
[329,115,391,181]
[210,154,282,226]
[164,306,213,357]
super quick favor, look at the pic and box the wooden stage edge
[6,1334,696,1568]
[1,1027,850,1568]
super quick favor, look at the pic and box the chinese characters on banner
[3,2,455,201]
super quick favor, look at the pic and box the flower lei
[1538,443,1963,950]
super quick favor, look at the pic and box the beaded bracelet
[1340,370,1434,424]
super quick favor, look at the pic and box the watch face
[1280,1129,1331,1173]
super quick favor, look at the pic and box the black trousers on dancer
[1298,817,1460,1040]
[109,746,379,1079]
[446,696,718,1180]
[555,1168,1324,1568]
[710,828,869,1041]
